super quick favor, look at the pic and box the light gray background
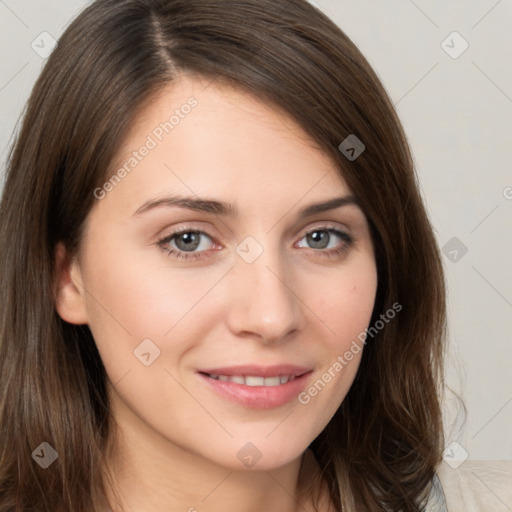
[1,0,511,462]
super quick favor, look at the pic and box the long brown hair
[0,1,447,510]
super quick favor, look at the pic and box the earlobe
[53,242,89,325]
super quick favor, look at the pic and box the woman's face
[57,73,377,471]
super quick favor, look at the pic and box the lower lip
[197,372,312,409]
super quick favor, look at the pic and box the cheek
[315,257,378,350]
[298,256,377,412]
[79,242,226,379]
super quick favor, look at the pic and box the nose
[224,244,305,344]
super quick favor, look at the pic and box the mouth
[203,374,299,386]
[196,364,313,409]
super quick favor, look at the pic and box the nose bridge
[226,237,303,342]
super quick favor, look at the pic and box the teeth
[263,376,281,386]
[245,376,265,386]
[207,374,297,386]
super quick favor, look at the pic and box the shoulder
[433,460,512,512]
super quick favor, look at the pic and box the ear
[53,242,89,325]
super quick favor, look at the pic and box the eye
[157,229,216,260]
[296,227,354,257]
[157,225,355,261]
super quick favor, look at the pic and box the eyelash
[156,225,354,261]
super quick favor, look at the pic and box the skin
[55,73,378,512]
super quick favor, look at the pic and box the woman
[0,0,449,510]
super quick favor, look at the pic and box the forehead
[95,73,351,218]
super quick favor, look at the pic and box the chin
[202,438,310,472]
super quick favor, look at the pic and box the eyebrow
[132,194,360,218]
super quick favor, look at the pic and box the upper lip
[198,364,312,378]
